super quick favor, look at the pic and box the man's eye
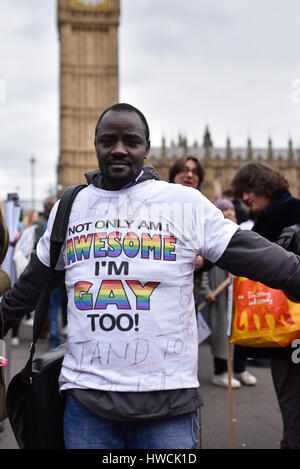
[100,138,114,146]
[126,138,141,146]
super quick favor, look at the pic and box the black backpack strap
[50,185,87,270]
[21,184,86,382]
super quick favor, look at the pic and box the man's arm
[217,229,300,300]
[1,251,64,335]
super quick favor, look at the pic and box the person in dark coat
[231,161,300,449]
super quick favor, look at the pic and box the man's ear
[144,140,151,159]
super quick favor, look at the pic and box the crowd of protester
[0,104,299,449]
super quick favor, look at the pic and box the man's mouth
[108,161,130,168]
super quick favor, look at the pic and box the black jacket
[253,191,300,242]
[239,191,300,359]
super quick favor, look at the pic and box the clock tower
[57,0,120,192]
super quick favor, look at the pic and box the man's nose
[111,140,127,155]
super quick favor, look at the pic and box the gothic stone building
[148,129,300,203]
[57,0,120,193]
[56,1,299,202]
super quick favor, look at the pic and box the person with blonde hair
[22,209,39,229]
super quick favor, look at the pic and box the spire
[267,137,273,161]
[203,126,213,149]
[178,134,188,152]
[161,135,166,159]
[288,138,293,161]
[182,136,188,152]
[247,137,253,160]
[226,136,232,160]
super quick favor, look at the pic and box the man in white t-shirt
[2,103,300,449]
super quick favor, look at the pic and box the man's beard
[98,158,142,190]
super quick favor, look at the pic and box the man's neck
[102,170,144,191]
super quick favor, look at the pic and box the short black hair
[94,103,150,142]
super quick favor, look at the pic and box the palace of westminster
[56,0,300,203]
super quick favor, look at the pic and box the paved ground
[198,344,282,450]
[0,322,283,450]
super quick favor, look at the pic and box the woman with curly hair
[231,161,292,240]
[231,161,300,449]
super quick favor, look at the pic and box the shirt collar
[120,169,144,189]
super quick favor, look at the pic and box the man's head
[169,155,205,189]
[231,162,289,214]
[94,103,150,190]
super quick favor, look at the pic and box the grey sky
[0,0,299,203]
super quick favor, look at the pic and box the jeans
[64,395,200,449]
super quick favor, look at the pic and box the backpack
[6,184,86,449]
[276,224,300,256]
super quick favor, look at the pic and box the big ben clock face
[68,0,115,11]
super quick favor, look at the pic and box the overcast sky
[0,0,299,203]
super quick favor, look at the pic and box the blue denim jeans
[64,395,200,449]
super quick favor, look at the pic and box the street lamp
[30,155,36,209]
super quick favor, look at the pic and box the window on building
[215,169,222,180]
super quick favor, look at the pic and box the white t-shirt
[37,179,238,392]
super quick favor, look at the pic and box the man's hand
[194,255,204,271]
